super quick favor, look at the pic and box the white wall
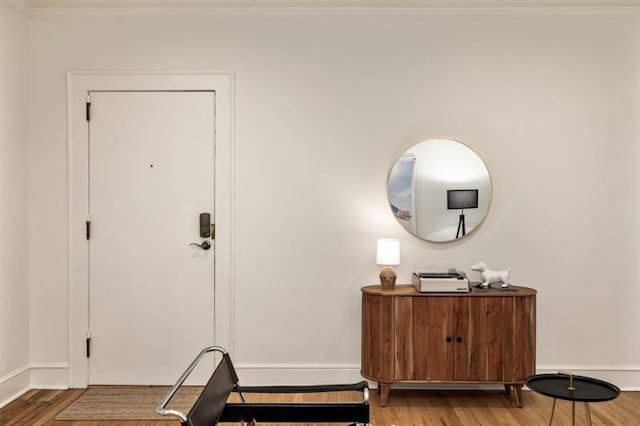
[0,0,31,407]
[28,7,640,388]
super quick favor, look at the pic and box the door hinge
[86,95,91,121]
[86,220,91,240]
[86,336,91,358]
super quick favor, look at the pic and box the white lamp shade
[376,238,400,266]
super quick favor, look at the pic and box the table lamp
[376,238,400,289]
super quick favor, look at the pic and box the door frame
[66,71,235,387]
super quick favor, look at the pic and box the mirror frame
[386,138,492,243]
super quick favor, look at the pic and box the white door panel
[89,91,215,384]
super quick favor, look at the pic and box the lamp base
[379,266,397,289]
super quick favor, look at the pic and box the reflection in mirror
[387,139,491,242]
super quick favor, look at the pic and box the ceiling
[23,0,640,8]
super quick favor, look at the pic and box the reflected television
[447,189,479,210]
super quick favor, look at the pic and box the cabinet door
[361,294,395,383]
[512,295,536,381]
[454,297,514,382]
[395,296,455,381]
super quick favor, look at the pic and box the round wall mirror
[387,139,492,242]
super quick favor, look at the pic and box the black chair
[157,346,370,426]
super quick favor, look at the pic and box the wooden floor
[1,387,638,425]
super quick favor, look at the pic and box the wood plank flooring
[1,387,638,425]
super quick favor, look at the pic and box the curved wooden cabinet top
[362,284,536,297]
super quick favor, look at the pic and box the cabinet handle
[456,337,463,343]
[446,337,452,343]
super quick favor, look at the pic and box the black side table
[525,372,620,425]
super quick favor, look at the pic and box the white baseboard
[235,363,363,386]
[0,365,30,409]
[0,363,69,409]
[30,363,69,389]
[1,362,637,409]
[236,363,640,391]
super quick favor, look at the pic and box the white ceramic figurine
[470,262,511,288]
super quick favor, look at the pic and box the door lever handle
[190,241,211,250]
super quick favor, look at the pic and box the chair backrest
[185,353,239,426]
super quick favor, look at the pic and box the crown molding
[0,0,33,16]
[29,5,640,17]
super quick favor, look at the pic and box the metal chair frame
[157,346,370,426]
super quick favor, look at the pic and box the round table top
[525,374,620,402]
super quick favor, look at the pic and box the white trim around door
[66,71,235,388]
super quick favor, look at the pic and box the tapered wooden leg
[504,384,512,395]
[379,383,391,407]
[513,384,523,408]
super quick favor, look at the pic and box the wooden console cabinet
[361,285,536,407]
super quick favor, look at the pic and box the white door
[88,91,216,385]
